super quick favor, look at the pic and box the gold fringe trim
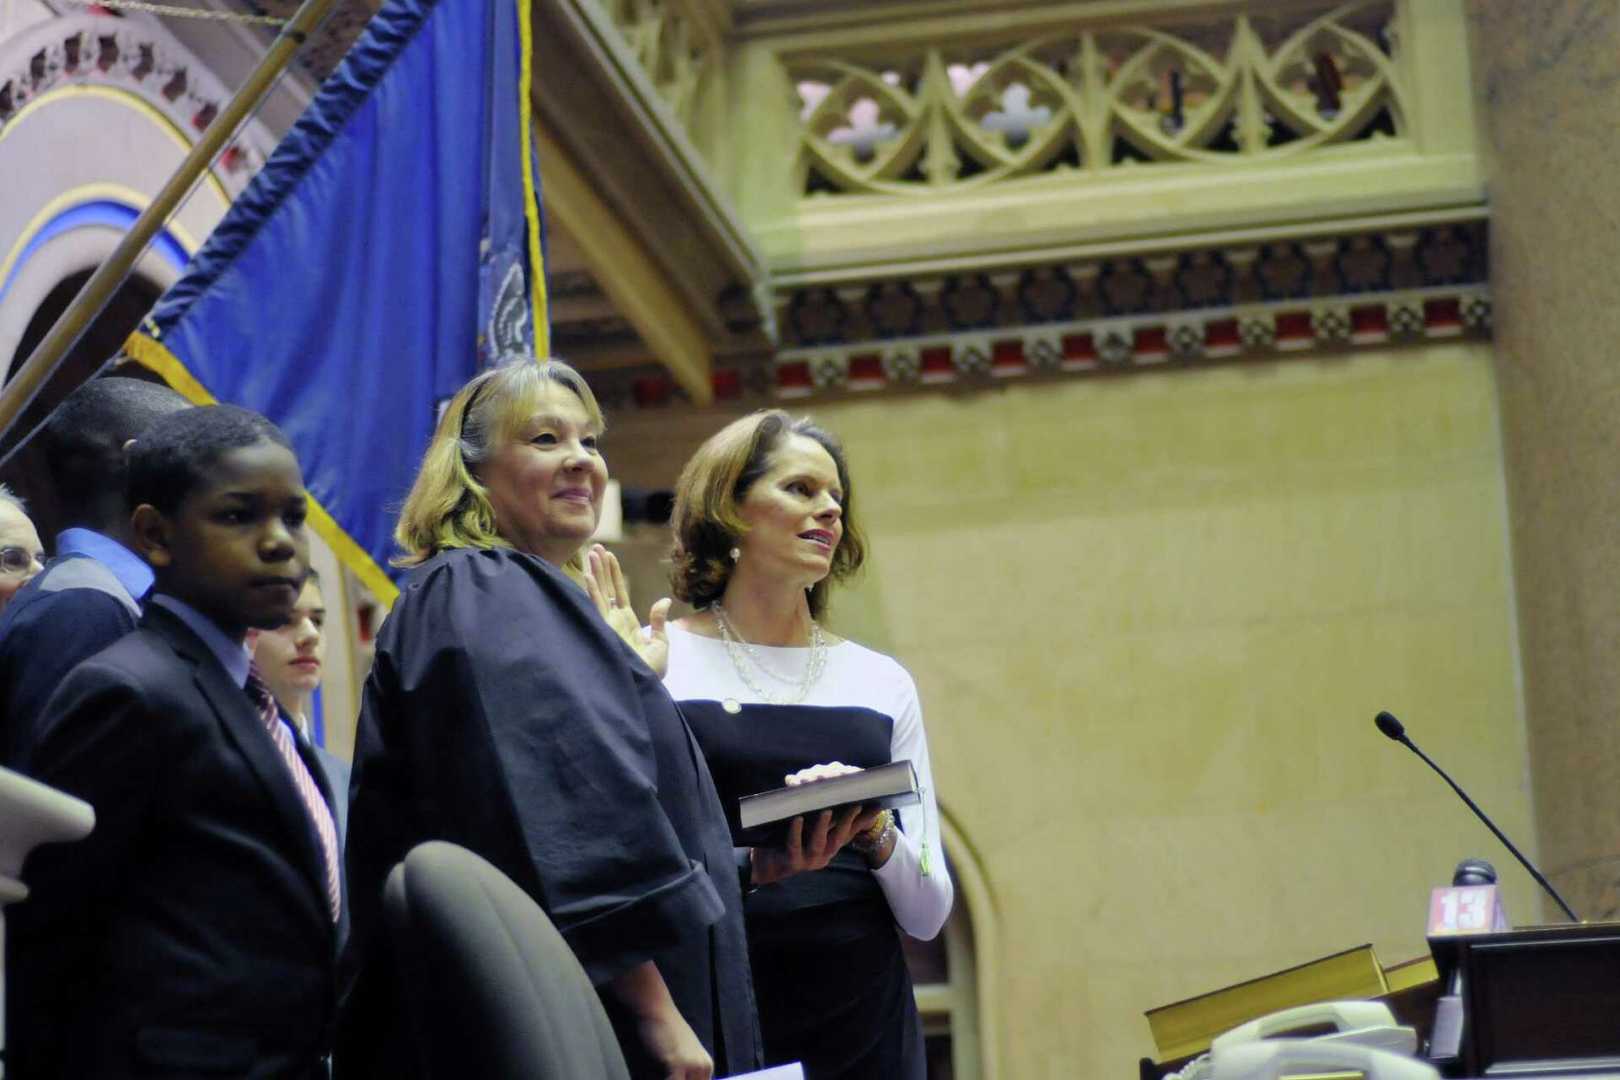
[122,330,401,606]
[516,0,548,356]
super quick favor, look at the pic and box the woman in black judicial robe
[337,360,759,1080]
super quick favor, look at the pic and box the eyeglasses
[0,546,43,575]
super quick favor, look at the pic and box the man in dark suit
[8,405,342,1079]
[0,375,186,768]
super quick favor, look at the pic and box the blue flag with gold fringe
[127,0,548,604]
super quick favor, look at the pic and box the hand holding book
[747,762,882,887]
[783,761,871,788]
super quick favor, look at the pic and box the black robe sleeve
[343,548,725,988]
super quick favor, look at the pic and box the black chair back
[383,840,631,1080]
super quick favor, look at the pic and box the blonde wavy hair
[394,359,604,571]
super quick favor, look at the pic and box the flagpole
[0,0,340,452]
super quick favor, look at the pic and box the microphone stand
[1382,717,1578,923]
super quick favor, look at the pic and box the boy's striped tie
[246,665,342,923]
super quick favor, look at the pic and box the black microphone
[1452,858,1496,887]
[1373,711,1578,922]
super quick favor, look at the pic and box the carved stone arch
[0,9,276,371]
[0,8,276,181]
[907,800,1002,1080]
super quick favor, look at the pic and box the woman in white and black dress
[661,410,953,1080]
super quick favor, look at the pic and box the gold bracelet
[852,810,894,852]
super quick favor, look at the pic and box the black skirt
[680,700,927,1080]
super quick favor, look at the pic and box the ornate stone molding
[550,0,764,327]
[771,283,1489,398]
[531,0,773,404]
[772,221,1489,398]
[597,0,730,129]
[0,10,275,192]
[779,222,1484,342]
[581,220,1490,410]
[730,0,1480,291]
[789,0,1402,196]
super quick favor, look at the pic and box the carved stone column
[1469,0,1620,922]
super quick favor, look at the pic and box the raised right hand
[583,543,672,677]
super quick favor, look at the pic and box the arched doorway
[0,269,165,544]
[901,806,1000,1080]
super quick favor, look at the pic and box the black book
[736,760,921,847]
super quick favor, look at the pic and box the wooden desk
[1141,925,1620,1079]
[1139,973,1441,1080]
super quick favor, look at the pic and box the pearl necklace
[711,602,828,711]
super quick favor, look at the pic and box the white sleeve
[871,667,954,940]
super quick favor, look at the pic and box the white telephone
[1167,1001,1436,1080]
[1213,1039,1437,1080]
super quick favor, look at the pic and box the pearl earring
[728,547,741,562]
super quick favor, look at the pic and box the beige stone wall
[1466,0,1620,925]
[606,342,1530,1077]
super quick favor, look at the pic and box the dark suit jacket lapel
[145,606,335,935]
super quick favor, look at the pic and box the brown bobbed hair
[669,410,866,618]
[394,358,604,569]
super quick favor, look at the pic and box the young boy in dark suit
[8,404,343,1079]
